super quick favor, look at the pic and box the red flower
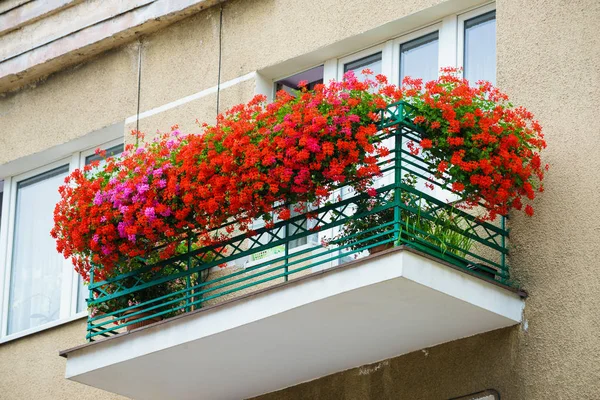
[437,161,448,173]
[53,71,389,281]
[452,182,465,192]
[278,208,291,220]
[399,68,547,221]
[413,116,426,124]
[525,205,534,216]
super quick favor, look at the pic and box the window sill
[0,311,88,345]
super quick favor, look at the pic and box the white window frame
[337,42,392,83]
[0,139,123,343]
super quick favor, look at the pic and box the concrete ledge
[0,0,224,93]
[0,0,82,36]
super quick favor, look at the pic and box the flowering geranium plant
[52,73,390,282]
[52,67,547,286]
[400,67,548,220]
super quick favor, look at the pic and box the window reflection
[400,31,439,84]
[464,11,496,85]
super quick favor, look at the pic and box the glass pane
[76,144,124,313]
[344,52,382,82]
[275,65,324,96]
[464,11,496,85]
[400,31,439,83]
[84,143,124,165]
[8,165,70,334]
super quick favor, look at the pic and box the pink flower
[137,183,150,194]
[144,207,155,219]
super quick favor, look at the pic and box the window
[84,143,124,165]
[275,65,324,95]
[344,52,383,80]
[7,165,70,334]
[462,10,497,84]
[0,139,123,340]
[399,31,439,83]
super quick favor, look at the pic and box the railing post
[87,266,94,342]
[501,215,507,280]
[284,208,289,282]
[393,104,403,243]
[186,236,192,312]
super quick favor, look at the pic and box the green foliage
[399,206,475,258]
[333,174,421,252]
[333,173,475,258]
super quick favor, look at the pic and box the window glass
[76,144,124,313]
[84,144,125,165]
[400,31,439,83]
[344,52,382,81]
[464,11,496,85]
[8,165,70,334]
[275,65,324,95]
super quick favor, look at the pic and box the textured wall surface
[252,327,521,400]
[496,0,600,397]
[0,0,599,399]
[0,44,139,166]
[0,319,127,400]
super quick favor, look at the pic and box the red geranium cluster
[52,72,388,281]
[52,68,548,282]
[400,67,548,220]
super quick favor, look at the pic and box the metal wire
[135,39,143,146]
[216,3,223,117]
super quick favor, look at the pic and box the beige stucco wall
[0,319,127,400]
[0,44,139,166]
[0,0,599,399]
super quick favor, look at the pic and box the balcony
[60,103,525,399]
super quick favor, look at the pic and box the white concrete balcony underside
[60,247,525,400]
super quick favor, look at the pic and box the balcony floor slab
[60,247,524,400]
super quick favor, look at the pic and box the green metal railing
[85,101,510,341]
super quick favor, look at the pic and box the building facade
[0,0,598,399]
